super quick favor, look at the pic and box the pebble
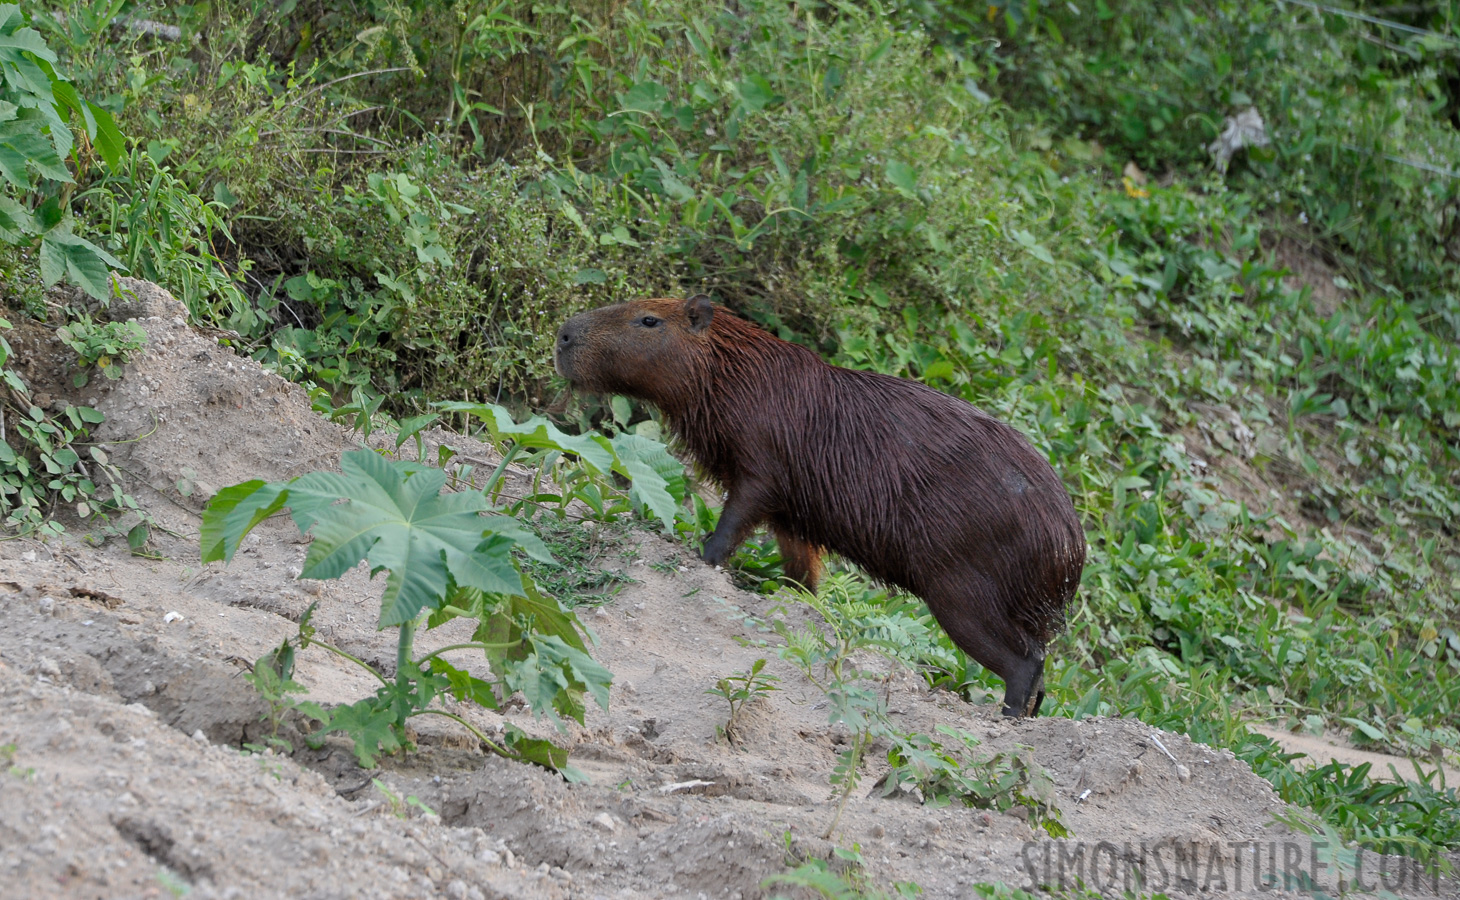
[163,611,184,624]
[592,812,617,833]
[37,596,55,616]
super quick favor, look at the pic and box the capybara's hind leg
[922,574,1047,718]
[1024,658,1047,717]
[999,647,1046,718]
[773,526,823,592]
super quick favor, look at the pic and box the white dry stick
[1150,734,1179,764]
[657,780,715,794]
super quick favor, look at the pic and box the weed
[765,848,922,899]
[707,658,779,744]
[882,728,1067,837]
[372,778,437,820]
[55,314,146,386]
[1,741,35,781]
[521,514,632,609]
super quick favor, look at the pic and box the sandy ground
[0,280,1456,899]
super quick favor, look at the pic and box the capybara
[554,295,1086,716]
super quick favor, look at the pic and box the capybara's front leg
[700,488,768,567]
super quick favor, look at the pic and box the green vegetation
[1,0,1457,878]
[201,429,683,774]
[707,656,780,743]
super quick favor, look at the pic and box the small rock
[37,596,55,616]
[1176,764,1191,783]
[37,657,60,677]
[923,819,942,836]
[1006,806,1030,822]
[870,824,886,839]
[591,812,617,833]
[476,849,501,867]
[444,880,469,900]
[978,812,993,827]
[192,730,207,742]
[163,611,184,624]
[20,550,35,562]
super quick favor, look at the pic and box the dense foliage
[2,0,1458,872]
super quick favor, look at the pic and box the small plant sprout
[707,658,780,744]
[373,778,437,820]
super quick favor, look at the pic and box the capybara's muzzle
[554,317,584,380]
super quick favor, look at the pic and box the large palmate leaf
[201,449,542,627]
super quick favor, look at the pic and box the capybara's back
[555,295,1086,716]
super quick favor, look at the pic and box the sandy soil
[0,280,1455,899]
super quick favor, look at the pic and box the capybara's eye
[640,315,660,327]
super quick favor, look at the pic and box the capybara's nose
[557,323,575,349]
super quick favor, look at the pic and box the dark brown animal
[554,295,1086,716]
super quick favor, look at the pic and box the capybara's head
[555,295,715,402]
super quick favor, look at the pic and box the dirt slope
[0,280,1455,900]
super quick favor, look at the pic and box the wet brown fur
[555,296,1086,716]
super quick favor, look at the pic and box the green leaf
[610,432,686,531]
[0,194,32,241]
[0,21,58,62]
[734,75,782,112]
[1011,229,1055,265]
[429,657,500,709]
[39,233,126,300]
[316,699,404,768]
[200,480,289,563]
[87,102,124,170]
[885,160,919,199]
[1341,717,1388,742]
[502,725,570,773]
[620,80,668,114]
[212,181,238,208]
[285,451,522,627]
[438,402,616,472]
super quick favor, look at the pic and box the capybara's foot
[1000,655,1046,718]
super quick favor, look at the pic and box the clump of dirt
[1,280,1455,899]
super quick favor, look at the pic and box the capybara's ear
[685,294,714,333]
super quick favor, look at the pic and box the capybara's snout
[554,314,588,381]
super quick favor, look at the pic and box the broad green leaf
[1011,228,1055,264]
[41,233,124,300]
[610,432,685,531]
[200,480,289,563]
[480,514,553,563]
[429,657,500,709]
[502,725,570,773]
[87,102,124,169]
[620,80,668,114]
[0,194,31,241]
[285,451,522,626]
[0,21,57,62]
[316,699,404,767]
[438,401,616,472]
[885,160,919,199]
